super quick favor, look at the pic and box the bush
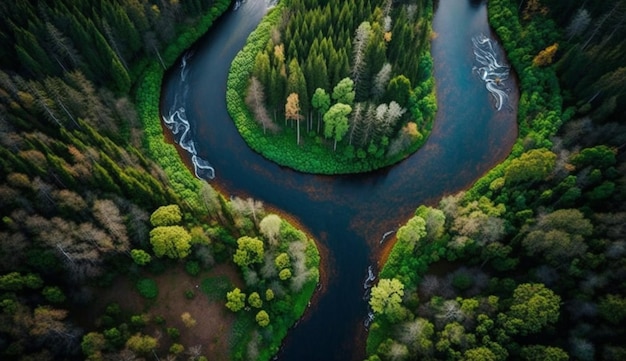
[185,260,201,276]
[136,278,158,299]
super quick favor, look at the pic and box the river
[160,0,518,359]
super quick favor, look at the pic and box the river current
[160,0,518,359]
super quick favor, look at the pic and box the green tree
[279,268,292,280]
[233,236,265,268]
[520,345,569,361]
[248,292,263,308]
[81,332,106,359]
[506,283,561,335]
[256,310,270,327]
[150,204,182,226]
[311,88,331,132]
[522,209,593,265]
[385,75,412,108]
[226,288,246,312]
[504,148,556,185]
[131,249,152,266]
[323,103,352,150]
[149,226,192,259]
[125,333,158,355]
[598,294,626,325]
[370,278,407,322]
[275,252,291,270]
[332,77,355,105]
[464,347,497,361]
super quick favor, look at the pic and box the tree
[150,204,182,226]
[351,22,371,88]
[372,63,392,99]
[279,268,292,280]
[226,288,246,312]
[505,148,556,185]
[275,253,291,270]
[506,283,561,335]
[256,310,270,327]
[532,43,559,67]
[181,312,196,328]
[598,294,626,325]
[522,209,593,265]
[386,75,412,108]
[259,214,282,247]
[131,249,152,266]
[125,333,158,355]
[520,345,569,361]
[233,236,265,268]
[332,77,355,105]
[323,103,352,151]
[464,347,497,361]
[246,76,276,134]
[396,215,427,248]
[566,8,591,40]
[81,332,106,359]
[285,92,304,144]
[248,292,263,308]
[370,278,407,322]
[149,226,192,259]
[311,88,331,132]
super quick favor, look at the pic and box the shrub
[136,278,158,299]
[185,260,201,276]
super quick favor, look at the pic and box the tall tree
[323,103,352,151]
[285,92,303,144]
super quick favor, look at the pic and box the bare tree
[245,76,277,134]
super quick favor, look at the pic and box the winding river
[160,0,518,359]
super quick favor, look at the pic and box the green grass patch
[200,276,233,302]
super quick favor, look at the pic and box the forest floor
[94,263,242,360]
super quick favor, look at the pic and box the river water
[160,0,518,359]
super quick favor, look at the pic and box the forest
[1,0,625,360]
[364,0,626,360]
[0,1,320,360]
[227,0,438,174]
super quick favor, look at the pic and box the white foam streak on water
[163,51,215,180]
[472,34,510,111]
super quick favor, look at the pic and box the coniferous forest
[227,0,437,174]
[1,0,626,360]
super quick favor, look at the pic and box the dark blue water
[160,0,518,359]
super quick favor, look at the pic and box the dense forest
[227,0,438,173]
[0,1,320,360]
[365,0,626,360]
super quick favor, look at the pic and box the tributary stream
[160,0,518,359]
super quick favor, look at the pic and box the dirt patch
[94,263,242,360]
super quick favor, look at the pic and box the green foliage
[136,278,158,299]
[167,327,180,340]
[598,294,626,325]
[233,236,265,268]
[150,204,182,226]
[226,288,246,312]
[506,283,561,336]
[185,260,201,276]
[42,286,66,304]
[256,310,270,327]
[149,226,192,259]
[370,278,407,323]
[130,249,152,266]
[248,292,263,308]
[504,148,556,185]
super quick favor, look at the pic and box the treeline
[365,0,626,360]
[228,0,437,174]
